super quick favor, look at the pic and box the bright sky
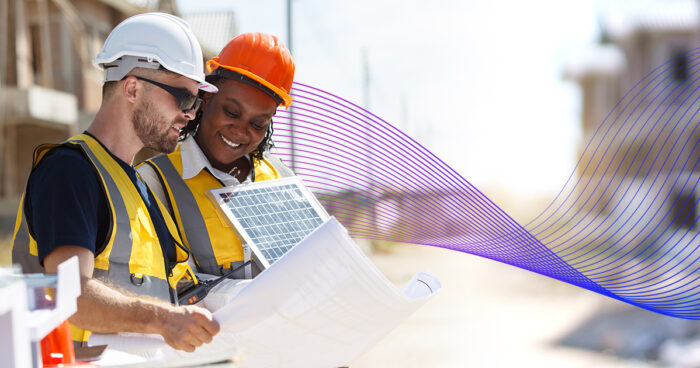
[176,0,602,199]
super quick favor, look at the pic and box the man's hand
[153,304,220,352]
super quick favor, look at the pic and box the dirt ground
[352,243,663,368]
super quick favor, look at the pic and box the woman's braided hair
[179,74,275,161]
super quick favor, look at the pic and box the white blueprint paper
[90,217,441,368]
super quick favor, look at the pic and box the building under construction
[0,0,234,234]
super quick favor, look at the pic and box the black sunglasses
[123,76,202,113]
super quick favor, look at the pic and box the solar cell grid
[208,177,329,269]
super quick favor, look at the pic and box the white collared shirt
[179,135,252,186]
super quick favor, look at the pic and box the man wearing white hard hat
[11,13,219,352]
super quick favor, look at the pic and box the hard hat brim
[94,52,218,93]
[207,59,292,108]
[197,79,218,93]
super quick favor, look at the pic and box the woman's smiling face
[195,79,278,172]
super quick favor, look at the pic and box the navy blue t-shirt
[25,135,177,266]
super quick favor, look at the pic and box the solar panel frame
[207,177,330,270]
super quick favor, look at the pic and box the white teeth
[220,134,240,148]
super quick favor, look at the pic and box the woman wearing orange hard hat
[138,32,295,279]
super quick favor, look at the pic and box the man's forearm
[69,277,171,335]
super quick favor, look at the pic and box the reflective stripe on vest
[11,134,194,344]
[144,147,293,275]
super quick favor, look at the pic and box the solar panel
[207,177,329,270]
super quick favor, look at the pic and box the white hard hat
[93,12,217,93]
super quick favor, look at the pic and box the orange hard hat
[206,32,295,108]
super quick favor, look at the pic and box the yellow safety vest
[140,146,293,276]
[11,134,196,344]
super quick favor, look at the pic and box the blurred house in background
[564,0,700,254]
[1,0,174,200]
[0,0,234,234]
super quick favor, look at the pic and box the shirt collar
[180,135,209,180]
[180,135,251,185]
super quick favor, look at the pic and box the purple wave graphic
[270,49,700,318]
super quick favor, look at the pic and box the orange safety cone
[40,320,76,367]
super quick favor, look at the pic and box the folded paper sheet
[90,217,441,368]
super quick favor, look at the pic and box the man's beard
[132,100,181,153]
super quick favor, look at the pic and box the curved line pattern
[270,49,700,318]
